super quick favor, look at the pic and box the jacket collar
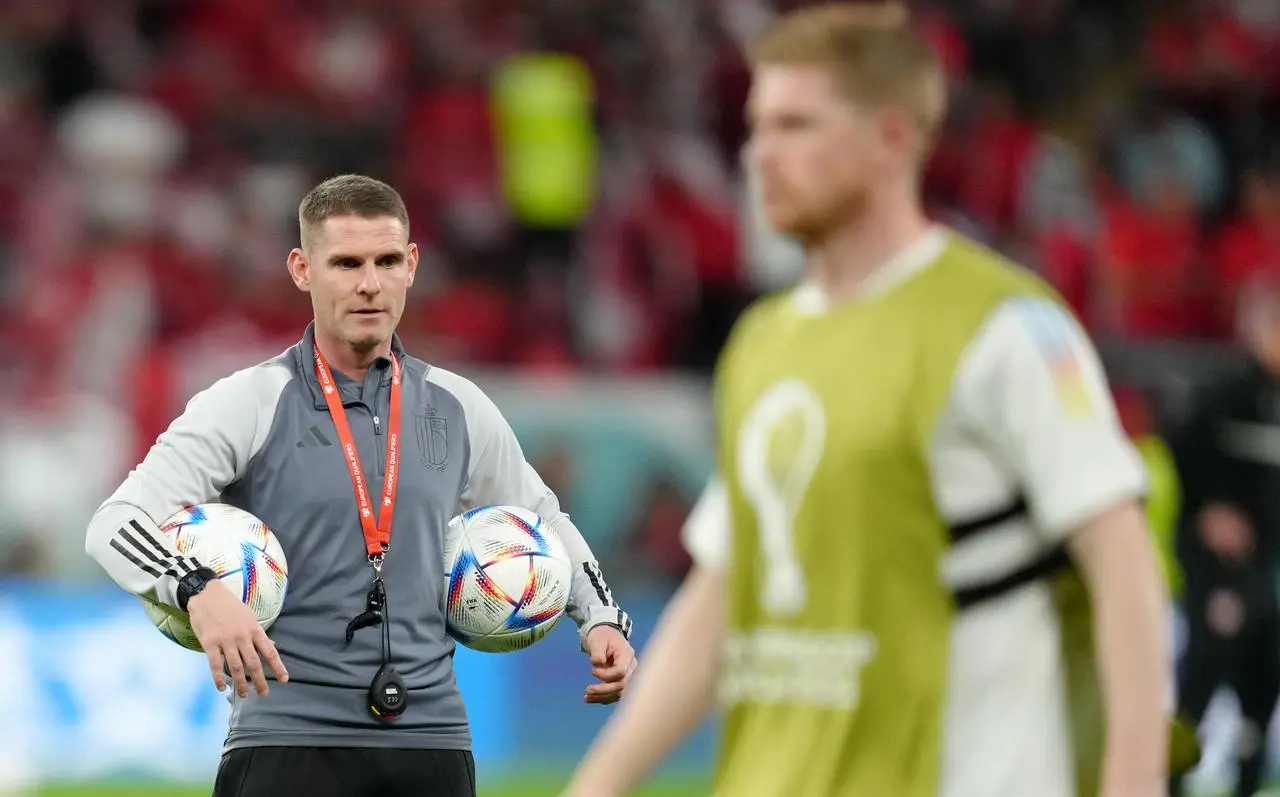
[294,321,406,409]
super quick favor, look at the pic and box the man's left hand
[583,625,637,705]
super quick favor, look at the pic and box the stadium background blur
[0,0,1278,794]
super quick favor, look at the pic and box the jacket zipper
[373,411,386,475]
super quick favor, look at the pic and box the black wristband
[177,567,219,612]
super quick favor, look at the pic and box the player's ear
[286,248,311,292]
[876,105,919,166]
[406,242,419,289]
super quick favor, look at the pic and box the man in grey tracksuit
[84,175,636,797]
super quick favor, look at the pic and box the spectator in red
[397,66,500,235]
[1039,226,1097,328]
[953,80,1037,238]
[609,158,741,371]
[1020,94,1108,328]
[1145,0,1268,100]
[1096,175,1211,338]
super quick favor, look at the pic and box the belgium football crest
[416,409,448,471]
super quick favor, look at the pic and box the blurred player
[565,5,1178,797]
[1169,276,1280,797]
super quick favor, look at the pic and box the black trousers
[1172,589,1280,797]
[213,747,476,797]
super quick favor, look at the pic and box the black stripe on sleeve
[119,526,190,577]
[126,520,197,575]
[137,519,205,573]
[582,563,631,637]
[948,496,1029,544]
[109,538,168,579]
[583,562,614,607]
[952,547,1071,610]
[597,564,619,607]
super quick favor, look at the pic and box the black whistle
[368,663,408,723]
[345,580,387,644]
[345,610,382,644]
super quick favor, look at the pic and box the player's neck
[313,326,391,382]
[806,185,931,302]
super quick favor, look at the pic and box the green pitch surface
[37,777,708,797]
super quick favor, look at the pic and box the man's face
[745,65,888,241]
[287,214,418,352]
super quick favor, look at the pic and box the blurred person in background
[1095,166,1210,338]
[1213,163,1280,334]
[1114,87,1227,219]
[628,474,696,584]
[492,45,600,358]
[1170,274,1280,797]
[566,5,1183,797]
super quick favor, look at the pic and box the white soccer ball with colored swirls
[139,503,290,651]
[443,505,572,653]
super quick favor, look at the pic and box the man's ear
[287,248,310,292]
[406,242,419,289]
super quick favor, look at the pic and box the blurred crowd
[0,0,1278,578]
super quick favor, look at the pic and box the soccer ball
[443,505,572,653]
[140,503,289,651]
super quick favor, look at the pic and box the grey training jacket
[85,323,631,752]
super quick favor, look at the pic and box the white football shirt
[685,231,1148,797]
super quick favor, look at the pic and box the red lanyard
[313,344,403,560]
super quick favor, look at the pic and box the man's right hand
[187,581,289,697]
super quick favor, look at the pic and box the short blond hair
[749,3,946,152]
